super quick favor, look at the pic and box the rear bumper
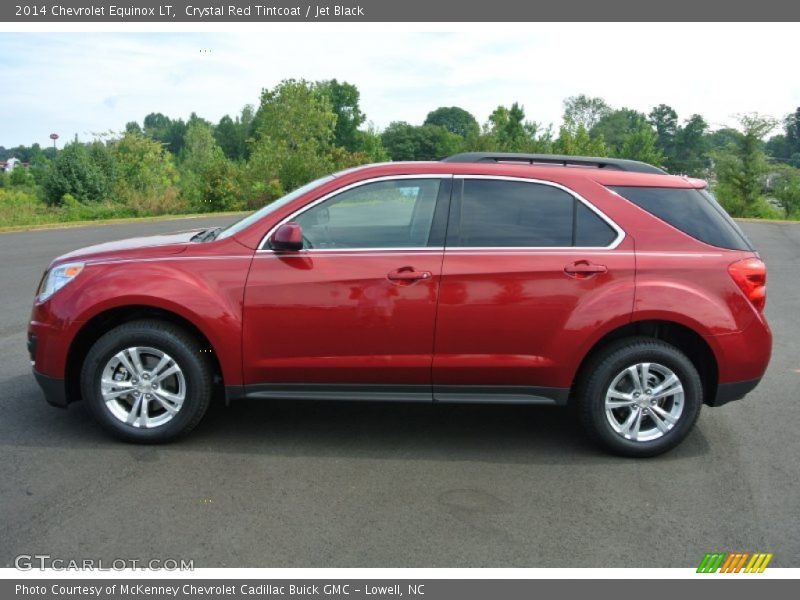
[33,369,68,408]
[709,377,762,407]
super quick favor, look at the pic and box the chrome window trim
[257,174,451,252]
[256,173,626,253]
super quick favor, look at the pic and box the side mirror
[269,222,303,251]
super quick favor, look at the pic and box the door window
[452,179,617,247]
[295,178,441,249]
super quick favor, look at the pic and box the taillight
[728,258,767,312]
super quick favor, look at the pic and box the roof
[334,160,706,189]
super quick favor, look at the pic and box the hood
[53,229,202,265]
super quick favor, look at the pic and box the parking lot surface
[1,217,798,567]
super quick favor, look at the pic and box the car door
[242,175,452,400]
[432,176,635,404]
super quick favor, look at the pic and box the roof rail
[441,152,667,175]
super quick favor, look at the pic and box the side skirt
[227,383,569,406]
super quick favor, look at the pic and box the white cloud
[0,25,798,147]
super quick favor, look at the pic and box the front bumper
[33,369,68,408]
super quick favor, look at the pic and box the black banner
[4,579,798,600]
[3,0,800,22]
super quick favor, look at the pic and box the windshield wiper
[190,227,222,243]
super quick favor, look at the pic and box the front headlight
[37,262,84,302]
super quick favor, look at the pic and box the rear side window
[453,179,618,247]
[610,186,753,251]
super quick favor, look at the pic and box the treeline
[2,82,800,226]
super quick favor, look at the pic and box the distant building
[2,157,21,172]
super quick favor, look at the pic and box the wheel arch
[65,305,226,405]
[571,319,719,406]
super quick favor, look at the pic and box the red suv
[28,153,771,456]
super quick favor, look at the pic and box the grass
[0,187,247,232]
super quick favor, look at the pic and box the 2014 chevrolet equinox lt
[28,153,772,457]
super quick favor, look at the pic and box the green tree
[563,95,611,132]
[9,165,34,186]
[553,124,607,156]
[591,108,649,154]
[649,104,679,161]
[380,122,461,161]
[769,165,800,218]
[42,142,113,205]
[353,125,390,162]
[143,112,188,154]
[424,106,480,139]
[315,80,366,152]
[214,105,255,161]
[785,107,800,156]
[247,79,339,201]
[617,123,664,166]
[713,114,777,216]
[672,114,710,176]
[181,121,241,211]
[110,131,177,204]
[487,103,528,151]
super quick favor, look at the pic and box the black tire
[80,319,213,443]
[575,337,702,458]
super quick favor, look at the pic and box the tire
[80,319,213,443]
[575,337,702,457]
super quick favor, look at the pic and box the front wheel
[575,338,703,457]
[80,320,213,443]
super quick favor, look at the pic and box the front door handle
[564,260,608,278]
[387,267,432,283]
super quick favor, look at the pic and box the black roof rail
[441,152,667,175]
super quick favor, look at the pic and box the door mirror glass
[269,222,303,251]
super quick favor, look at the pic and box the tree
[424,106,480,139]
[380,122,461,161]
[671,114,710,176]
[42,142,114,205]
[487,103,528,151]
[649,104,679,161]
[353,125,390,163]
[563,95,611,132]
[110,131,177,205]
[248,79,339,199]
[143,112,188,154]
[591,108,649,154]
[315,80,366,152]
[769,165,800,218]
[713,114,777,216]
[785,107,800,156]
[553,124,607,156]
[182,121,241,211]
[618,123,664,166]
[214,105,255,161]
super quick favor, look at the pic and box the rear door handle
[564,261,608,278]
[387,267,432,282]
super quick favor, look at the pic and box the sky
[0,25,798,148]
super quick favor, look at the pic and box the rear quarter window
[609,186,753,251]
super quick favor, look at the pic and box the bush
[42,142,113,206]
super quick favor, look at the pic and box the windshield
[216,175,336,241]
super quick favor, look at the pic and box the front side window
[451,179,617,247]
[295,178,441,249]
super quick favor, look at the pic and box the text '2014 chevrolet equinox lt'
[29,153,772,456]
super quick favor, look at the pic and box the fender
[47,255,251,386]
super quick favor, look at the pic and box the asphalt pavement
[0,217,798,568]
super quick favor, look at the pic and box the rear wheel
[80,320,213,443]
[575,338,702,457]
